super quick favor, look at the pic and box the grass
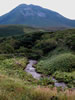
[0,74,75,100]
[36,53,75,75]
[0,56,36,83]
[31,87,75,100]
[38,77,55,86]
[36,52,75,87]
[0,74,31,100]
[0,28,75,99]
[0,55,75,100]
[53,71,75,88]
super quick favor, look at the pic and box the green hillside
[0,27,75,99]
[0,25,44,37]
[0,28,75,58]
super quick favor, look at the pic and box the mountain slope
[0,25,45,37]
[0,4,75,27]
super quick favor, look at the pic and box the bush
[38,77,54,86]
[0,54,13,60]
[0,57,28,71]
[66,34,75,50]
[36,53,75,75]
[35,39,57,54]
[53,71,75,88]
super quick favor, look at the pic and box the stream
[25,60,66,88]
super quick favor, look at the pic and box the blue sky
[0,0,75,19]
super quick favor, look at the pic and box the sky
[0,0,75,19]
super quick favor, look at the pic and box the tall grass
[0,74,75,100]
[31,86,75,100]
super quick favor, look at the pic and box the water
[25,60,66,88]
[54,82,66,88]
[25,60,41,80]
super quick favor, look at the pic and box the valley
[0,25,75,100]
[25,60,66,88]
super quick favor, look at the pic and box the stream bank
[25,60,66,88]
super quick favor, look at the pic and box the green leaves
[37,53,75,74]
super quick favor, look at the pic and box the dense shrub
[0,57,28,70]
[36,53,75,75]
[66,34,75,50]
[35,39,57,53]
[0,54,13,60]
[53,71,75,88]
[0,28,75,59]
[38,77,54,86]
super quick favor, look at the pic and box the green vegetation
[36,53,75,74]
[0,26,75,99]
[0,25,44,37]
[0,55,75,100]
[0,28,75,59]
[53,71,75,88]
[0,56,37,83]
[38,77,54,86]
[0,74,75,100]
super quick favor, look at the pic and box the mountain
[0,4,75,27]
